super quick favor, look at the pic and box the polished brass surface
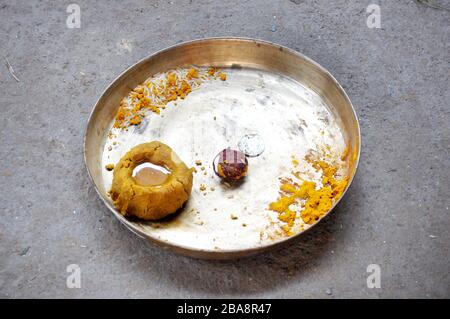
[84,38,361,259]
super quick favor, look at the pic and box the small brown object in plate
[213,148,248,183]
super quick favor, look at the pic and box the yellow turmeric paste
[269,154,348,235]
[112,67,226,129]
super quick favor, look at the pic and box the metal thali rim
[83,37,361,259]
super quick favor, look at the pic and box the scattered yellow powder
[269,154,348,236]
[207,67,217,76]
[112,67,226,129]
[129,115,141,126]
[186,68,199,79]
[219,73,226,81]
[199,184,207,192]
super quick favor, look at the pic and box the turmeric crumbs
[112,67,226,129]
[268,154,348,236]
[129,115,141,126]
[105,163,115,171]
[186,68,199,80]
[207,67,217,76]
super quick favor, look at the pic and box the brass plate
[84,38,361,259]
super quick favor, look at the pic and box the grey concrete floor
[0,0,449,298]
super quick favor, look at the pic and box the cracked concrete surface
[0,0,449,298]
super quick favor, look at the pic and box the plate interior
[101,67,348,251]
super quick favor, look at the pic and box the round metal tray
[84,38,361,259]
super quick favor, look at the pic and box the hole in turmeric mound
[132,162,171,186]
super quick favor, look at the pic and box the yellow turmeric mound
[269,156,348,235]
[109,142,194,220]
